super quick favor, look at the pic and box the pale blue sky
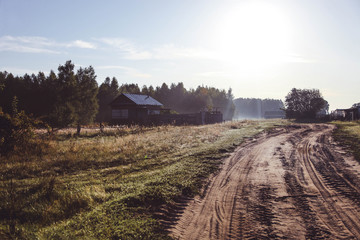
[1,0,359,110]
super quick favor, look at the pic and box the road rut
[170,124,360,239]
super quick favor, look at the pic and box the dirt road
[171,124,360,239]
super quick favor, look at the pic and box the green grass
[332,121,360,163]
[0,120,286,239]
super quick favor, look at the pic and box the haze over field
[1,0,359,110]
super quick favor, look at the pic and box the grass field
[0,120,286,239]
[333,121,360,163]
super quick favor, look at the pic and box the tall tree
[96,77,119,123]
[47,61,77,129]
[75,66,98,134]
[119,83,140,94]
[284,88,328,119]
[47,61,99,132]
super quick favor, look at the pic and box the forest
[0,61,235,131]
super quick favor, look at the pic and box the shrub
[0,110,38,157]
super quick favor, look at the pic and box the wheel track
[170,124,360,239]
[298,126,360,238]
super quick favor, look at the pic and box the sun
[211,1,293,73]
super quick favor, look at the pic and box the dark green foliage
[96,77,120,122]
[0,110,38,157]
[48,60,78,129]
[97,80,235,122]
[0,61,99,131]
[0,61,235,128]
[75,66,99,134]
[284,88,328,119]
[154,84,235,120]
[119,83,141,94]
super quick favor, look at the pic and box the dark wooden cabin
[109,93,223,125]
[109,93,163,125]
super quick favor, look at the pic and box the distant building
[344,107,360,121]
[331,107,360,121]
[331,109,346,120]
[109,93,223,125]
[264,110,285,119]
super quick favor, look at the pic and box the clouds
[0,35,215,63]
[0,36,96,54]
[0,66,49,76]
[0,35,216,83]
[0,36,60,54]
[96,65,151,79]
[97,37,216,61]
[66,40,96,49]
[97,38,152,60]
[153,44,215,60]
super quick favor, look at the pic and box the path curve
[170,124,360,239]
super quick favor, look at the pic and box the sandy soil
[170,124,360,239]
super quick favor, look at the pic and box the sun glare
[212,1,293,73]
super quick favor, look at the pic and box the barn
[109,93,164,124]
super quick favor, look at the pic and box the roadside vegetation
[333,121,360,162]
[0,119,285,239]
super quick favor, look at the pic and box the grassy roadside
[332,121,360,163]
[0,120,286,239]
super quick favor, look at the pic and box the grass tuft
[332,121,360,162]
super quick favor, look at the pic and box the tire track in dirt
[170,124,360,239]
[295,125,360,238]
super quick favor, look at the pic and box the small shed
[344,107,360,121]
[331,109,346,120]
[109,93,163,124]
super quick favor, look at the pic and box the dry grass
[333,121,360,163]
[0,119,287,239]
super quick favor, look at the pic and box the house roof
[344,107,359,112]
[111,93,163,107]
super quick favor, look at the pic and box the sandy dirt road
[171,124,360,239]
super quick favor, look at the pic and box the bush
[0,110,39,157]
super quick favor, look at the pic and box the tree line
[0,60,234,132]
[233,98,284,119]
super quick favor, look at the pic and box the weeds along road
[171,124,360,239]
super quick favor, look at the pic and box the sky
[0,0,359,111]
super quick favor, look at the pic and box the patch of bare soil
[170,124,360,239]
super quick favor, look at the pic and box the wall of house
[110,105,223,126]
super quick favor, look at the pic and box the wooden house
[109,93,223,125]
[109,93,163,124]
